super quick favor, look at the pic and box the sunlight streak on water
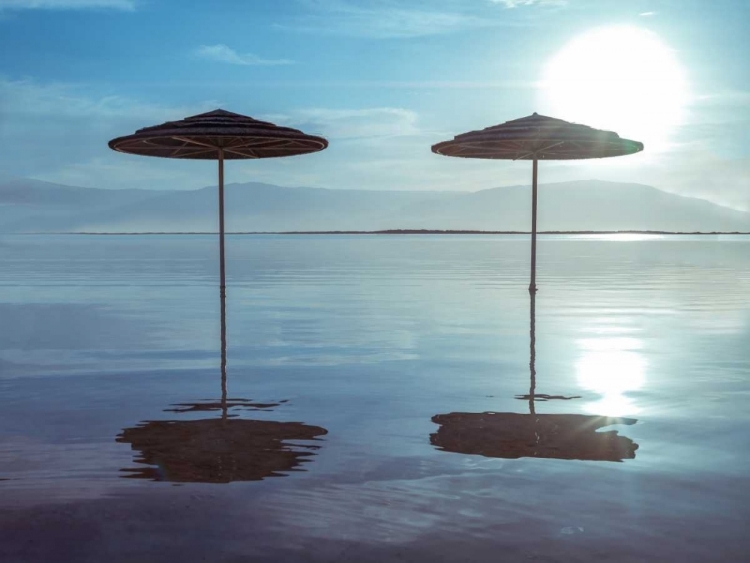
[576,337,646,416]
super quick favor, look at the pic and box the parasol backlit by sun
[539,26,689,153]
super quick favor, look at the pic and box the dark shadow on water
[116,287,327,483]
[431,292,639,462]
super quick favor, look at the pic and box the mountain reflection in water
[431,292,639,462]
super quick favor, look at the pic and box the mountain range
[1,177,748,233]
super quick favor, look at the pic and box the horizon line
[14,230,750,236]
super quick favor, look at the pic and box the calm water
[0,234,748,562]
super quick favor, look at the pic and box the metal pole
[529,156,538,293]
[218,149,227,421]
[218,149,226,296]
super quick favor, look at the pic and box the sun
[539,26,689,152]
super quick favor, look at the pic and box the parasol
[109,109,328,296]
[431,113,643,292]
[110,109,327,420]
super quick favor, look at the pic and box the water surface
[1,234,748,562]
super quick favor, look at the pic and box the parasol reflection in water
[116,291,328,483]
[116,418,327,483]
[430,293,639,462]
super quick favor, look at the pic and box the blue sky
[0,0,748,210]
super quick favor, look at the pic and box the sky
[0,0,748,210]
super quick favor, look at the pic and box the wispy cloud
[277,0,569,39]
[639,11,657,17]
[195,44,294,67]
[0,0,135,11]
[490,0,567,7]
[278,0,508,39]
[3,76,748,208]
[0,77,213,119]
[0,77,431,190]
[693,89,750,108]
[267,107,422,139]
[0,76,219,188]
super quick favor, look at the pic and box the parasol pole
[529,156,538,293]
[218,148,226,297]
[218,148,228,421]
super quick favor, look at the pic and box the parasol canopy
[108,109,328,160]
[431,112,642,161]
[432,113,643,291]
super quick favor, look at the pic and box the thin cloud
[639,11,657,17]
[0,76,216,119]
[0,0,135,10]
[490,0,567,7]
[279,0,516,39]
[3,77,747,209]
[195,45,294,66]
[0,76,219,187]
[265,107,422,139]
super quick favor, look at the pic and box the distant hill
[0,178,160,233]
[0,178,748,233]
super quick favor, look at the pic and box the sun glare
[540,26,689,152]
[576,337,646,416]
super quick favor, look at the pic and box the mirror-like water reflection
[116,278,327,483]
[430,412,637,461]
[432,292,639,462]
[163,398,285,414]
[117,418,327,483]
[1,234,748,562]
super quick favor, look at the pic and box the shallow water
[1,234,748,562]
